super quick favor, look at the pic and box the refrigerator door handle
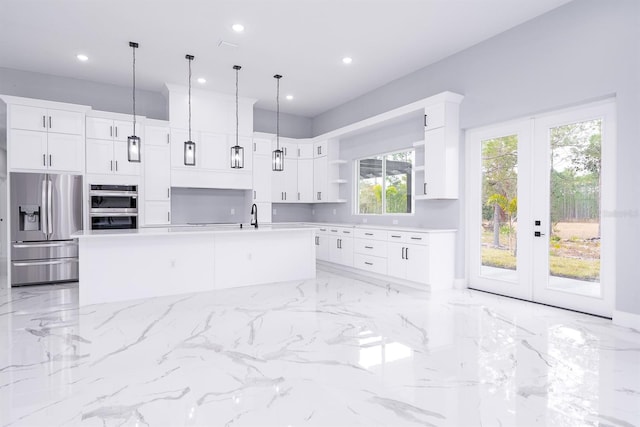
[13,259,78,267]
[41,179,49,235]
[47,179,53,238]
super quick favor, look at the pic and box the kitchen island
[73,224,317,306]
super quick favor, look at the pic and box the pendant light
[272,74,284,172]
[230,65,244,169]
[127,41,141,163]
[184,54,196,166]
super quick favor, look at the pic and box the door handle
[298,192,300,201]
[168,188,171,199]
[110,160,113,171]
[423,183,427,195]
[48,116,52,129]
[49,154,52,167]
[115,126,118,138]
[534,231,545,237]
[253,190,256,200]
[364,262,373,266]
[405,247,409,260]
[41,180,48,235]
[115,161,118,171]
[13,259,78,267]
[42,115,46,129]
[365,246,373,249]
[110,126,113,137]
[401,247,405,259]
[43,154,46,166]
[168,212,171,222]
[47,179,53,237]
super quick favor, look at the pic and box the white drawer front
[386,231,429,245]
[354,238,388,257]
[354,228,386,240]
[354,254,387,275]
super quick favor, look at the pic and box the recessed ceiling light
[232,24,245,33]
[286,95,294,101]
[76,54,89,62]
[197,77,207,84]
[342,57,353,65]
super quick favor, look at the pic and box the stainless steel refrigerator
[10,172,83,286]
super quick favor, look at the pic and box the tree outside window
[357,150,414,215]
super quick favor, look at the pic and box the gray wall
[311,117,459,229]
[253,108,313,138]
[311,0,640,316]
[0,67,167,119]
[272,204,314,223]
[170,188,252,224]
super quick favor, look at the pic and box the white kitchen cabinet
[314,140,328,158]
[328,228,353,267]
[200,132,228,170]
[297,158,314,202]
[86,117,134,141]
[314,227,330,261]
[145,201,171,225]
[313,155,328,202]
[144,145,171,201]
[86,138,140,176]
[143,123,172,226]
[420,100,460,199]
[297,141,314,159]
[272,139,298,202]
[11,105,83,135]
[388,241,429,283]
[86,114,141,176]
[252,139,272,203]
[9,104,84,173]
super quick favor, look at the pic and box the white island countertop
[72,223,319,239]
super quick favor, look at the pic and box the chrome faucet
[250,204,258,228]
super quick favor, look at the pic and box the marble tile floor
[0,270,639,427]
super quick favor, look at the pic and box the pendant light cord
[132,44,136,135]
[188,56,192,141]
[276,76,280,149]
[236,67,239,146]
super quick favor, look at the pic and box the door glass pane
[384,151,414,214]
[548,120,601,297]
[358,156,383,214]
[480,135,518,282]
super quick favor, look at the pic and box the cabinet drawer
[354,254,387,275]
[386,231,429,245]
[424,103,445,130]
[354,228,386,240]
[354,238,388,257]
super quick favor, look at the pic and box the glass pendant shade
[231,144,244,168]
[272,148,284,171]
[184,141,196,166]
[127,135,141,162]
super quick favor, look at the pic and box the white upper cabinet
[11,105,83,135]
[200,132,228,170]
[421,100,461,199]
[297,140,314,159]
[297,158,314,202]
[313,140,328,158]
[8,103,85,173]
[252,138,272,203]
[86,114,141,176]
[313,155,328,202]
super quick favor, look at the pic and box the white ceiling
[0,0,573,117]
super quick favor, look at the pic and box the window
[356,149,414,215]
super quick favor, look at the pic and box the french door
[467,100,616,317]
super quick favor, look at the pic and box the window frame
[354,148,415,216]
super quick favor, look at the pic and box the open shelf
[412,140,425,147]
[330,159,348,165]
[414,195,431,200]
[332,179,348,184]
[414,165,425,172]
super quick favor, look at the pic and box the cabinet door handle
[49,154,52,167]
[110,160,113,171]
[284,192,287,201]
[298,192,300,201]
[405,247,409,260]
[254,190,256,200]
[115,126,118,138]
[402,247,406,259]
[42,116,46,129]
[115,161,118,171]
[168,188,171,199]
[423,183,427,195]
[411,237,422,240]
[167,133,170,144]
[365,246,373,249]
[365,262,373,266]
[168,212,171,222]
[253,142,256,152]
[365,232,373,236]
[48,116,52,129]
[297,148,300,157]
[110,126,113,137]
[284,147,287,156]
[317,146,321,155]
[391,235,401,239]
[424,114,429,127]
[43,154,46,166]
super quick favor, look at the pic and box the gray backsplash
[170,188,253,224]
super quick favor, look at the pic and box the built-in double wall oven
[89,184,138,230]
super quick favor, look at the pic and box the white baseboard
[613,310,640,330]
[453,278,467,289]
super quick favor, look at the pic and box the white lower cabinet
[314,227,329,261]
[388,241,429,283]
[315,225,455,289]
[328,228,353,267]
